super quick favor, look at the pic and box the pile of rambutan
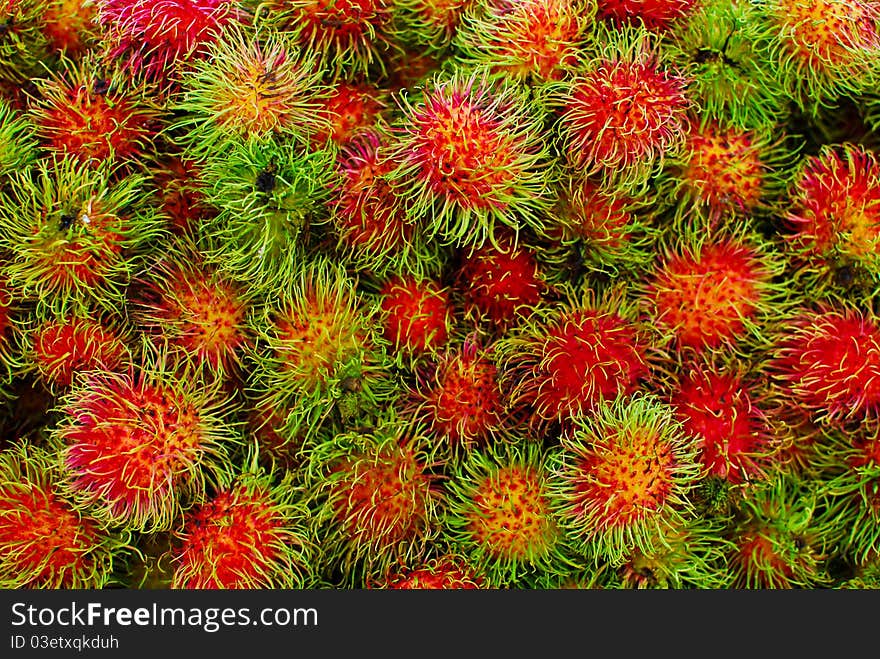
[3,0,880,590]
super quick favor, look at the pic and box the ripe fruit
[378,272,453,361]
[370,552,486,588]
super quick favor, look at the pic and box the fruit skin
[305,417,445,586]
[172,24,331,162]
[168,458,315,589]
[377,272,454,363]
[0,155,165,318]
[0,97,37,178]
[442,440,579,587]
[552,23,694,192]
[0,439,132,588]
[547,392,703,567]
[382,68,557,249]
[496,283,650,432]
[51,345,241,533]
[390,0,475,52]
[0,0,51,85]
[597,0,697,31]
[369,551,487,588]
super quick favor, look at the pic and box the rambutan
[0,440,131,588]
[378,272,453,361]
[172,25,331,161]
[383,68,557,248]
[28,55,165,169]
[329,131,441,276]
[496,285,650,431]
[726,475,834,588]
[96,0,248,88]
[759,0,880,115]
[442,441,576,587]
[547,393,703,566]
[0,0,50,85]
[782,142,880,301]
[41,0,99,58]
[369,552,487,588]
[129,239,254,381]
[312,79,388,147]
[0,155,164,317]
[553,24,694,191]
[149,153,217,235]
[306,419,445,585]
[597,0,696,31]
[391,0,475,52]
[452,232,546,333]
[51,348,240,531]
[0,96,36,177]
[767,303,880,424]
[404,335,511,454]
[248,259,396,443]
[453,0,593,83]
[638,227,785,356]
[168,463,314,589]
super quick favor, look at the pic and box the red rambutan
[378,272,453,361]
[597,0,697,31]
[370,552,486,588]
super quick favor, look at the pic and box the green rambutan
[383,68,557,248]
[196,136,336,291]
[247,258,396,443]
[782,142,880,301]
[51,346,241,532]
[168,460,314,588]
[496,284,650,431]
[27,54,166,169]
[552,24,694,192]
[637,225,786,357]
[767,303,880,424]
[306,418,445,586]
[726,475,833,588]
[0,155,164,317]
[453,0,594,83]
[378,272,454,362]
[547,392,703,566]
[391,0,475,52]
[442,441,577,587]
[172,24,332,161]
[666,0,789,129]
[758,0,880,116]
[0,0,50,85]
[0,439,132,588]
[0,96,36,177]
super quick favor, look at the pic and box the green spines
[0,97,37,178]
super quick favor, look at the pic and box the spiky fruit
[168,464,313,589]
[0,155,163,317]
[307,420,444,586]
[391,0,474,51]
[496,286,649,431]
[0,0,50,84]
[130,238,252,380]
[783,143,880,301]
[453,0,593,83]
[378,273,453,361]
[811,419,880,565]
[12,311,132,394]
[768,304,880,424]
[97,0,247,87]
[172,25,331,162]
[51,349,239,532]
[150,154,217,235]
[330,131,440,276]
[554,24,693,191]
[41,0,99,56]
[453,233,546,333]
[384,69,556,247]
[638,228,785,356]
[659,116,792,226]
[248,259,395,443]
[0,97,36,177]
[668,359,776,485]
[197,136,336,291]
[267,0,396,79]
[597,0,696,31]
[443,441,575,587]
[667,0,789,129]
[759,0,880,115]
[0,440,131,588]
[727,475,833,588]
[312,79,388,147]
[548,173,656,277]
[547,393,703,566]
[0,279,13,381]
[370,552,486,588]
[404,336,510,454]
[28,55,165,169]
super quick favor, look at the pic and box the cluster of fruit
[2,0,880,590]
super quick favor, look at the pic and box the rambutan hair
[596,0,697,31]
[0,97,37,177]
[0,439,132,588]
